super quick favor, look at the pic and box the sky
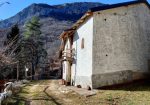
[0,0,150,20]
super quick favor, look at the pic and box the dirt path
[20,80,67,105]
[9,80,87,105]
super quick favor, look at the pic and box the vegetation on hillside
[0,17,48,80]
[0,24,20,79]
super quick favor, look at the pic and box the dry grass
[3,80,150,105]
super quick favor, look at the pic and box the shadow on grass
[43,86,61,105]
[99,79,150,91]
[3,84,31,105]
[4,97,31,105]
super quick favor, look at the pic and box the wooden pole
[17,63,19,81]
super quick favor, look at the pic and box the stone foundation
[71,71,149,89]
[92,70,149,88]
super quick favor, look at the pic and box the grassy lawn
[3,80,150,105]
[92,80,150,105]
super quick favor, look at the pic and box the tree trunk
[32,62,35,80]
[30,63,32,80]
[17,63,19,81]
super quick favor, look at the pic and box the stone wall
[93,3,150,74]
[92,3,150,88]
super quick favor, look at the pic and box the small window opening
[81,38,84,49]
[114,13,117,15]
[104,19,107,21]
[98,12,101,14]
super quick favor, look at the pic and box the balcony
[62,49,75,62]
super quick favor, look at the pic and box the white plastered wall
[71,17,93,88]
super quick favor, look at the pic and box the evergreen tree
[22,16,47,79]
[24,16,41,40]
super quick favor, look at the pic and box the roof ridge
[89,0,150,12]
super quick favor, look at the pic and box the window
[81,38,84,49]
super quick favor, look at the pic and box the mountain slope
[0,2,104,57]
[0,2,104,28]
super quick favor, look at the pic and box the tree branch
[0,1,10,7]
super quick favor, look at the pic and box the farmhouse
[59,0,150,89]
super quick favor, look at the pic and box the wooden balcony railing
[62,49,75,62]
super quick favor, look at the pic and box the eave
[59,11,93,39]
